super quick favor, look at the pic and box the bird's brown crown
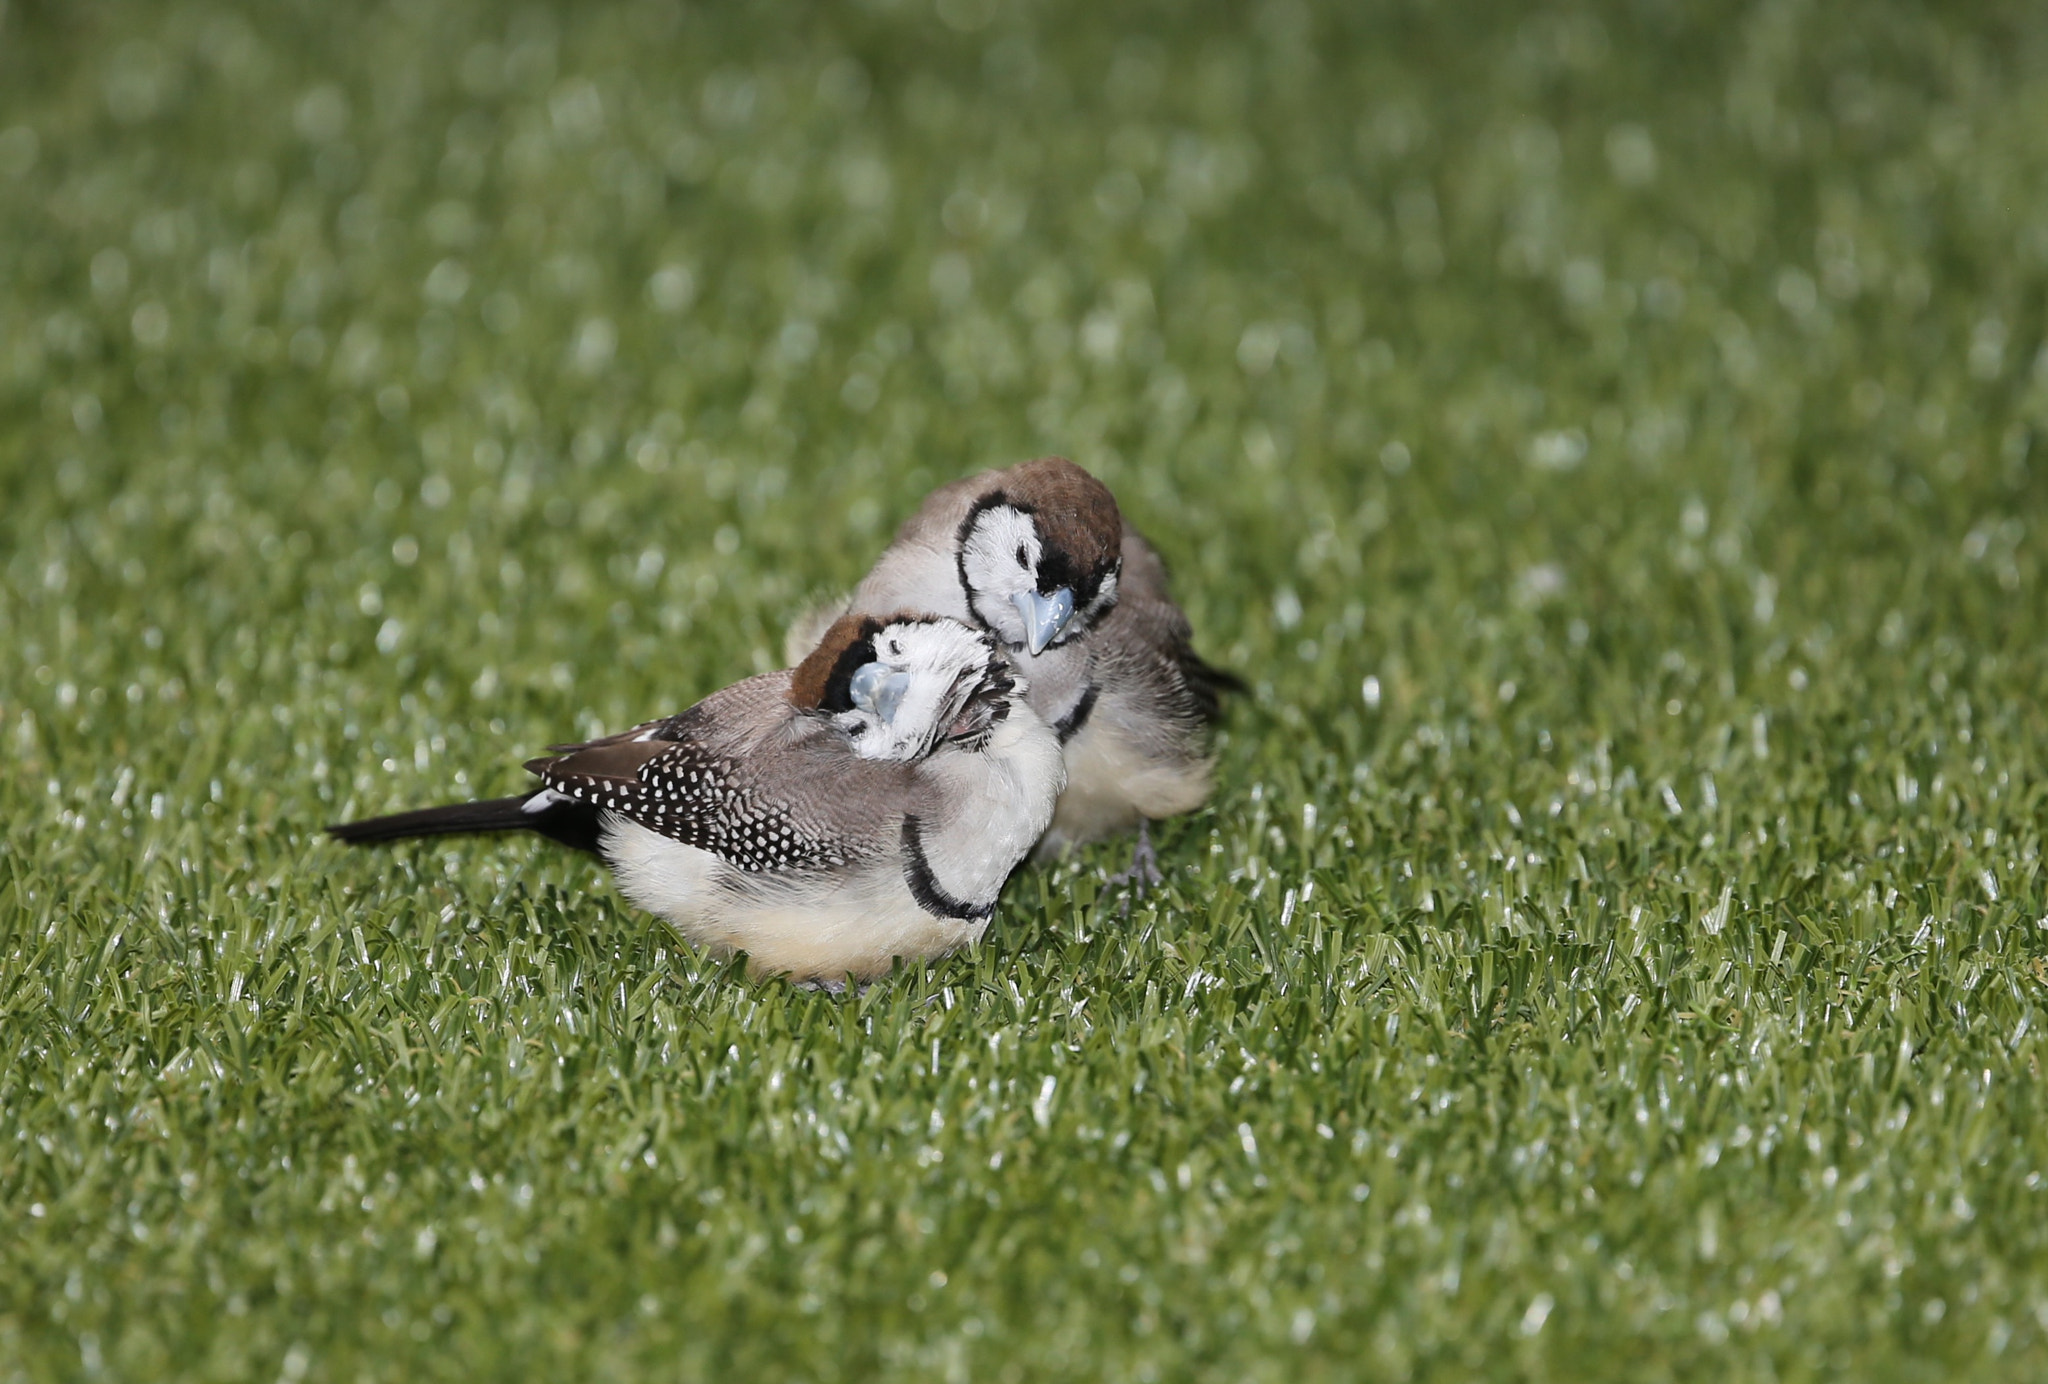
[997,457,1122,581]
[788,612,885,711]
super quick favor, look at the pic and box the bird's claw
[1105,820,1164,918]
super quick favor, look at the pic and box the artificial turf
[4,0,2048,1378]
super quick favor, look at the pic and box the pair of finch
[331,458,1235,984]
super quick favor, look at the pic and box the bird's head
[792,612,1023,761]
[954,457,1122,658]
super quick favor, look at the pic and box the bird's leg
[1106,819,1164,914]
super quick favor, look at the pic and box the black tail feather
[1181,646,1250,724]
[327,793,604,854]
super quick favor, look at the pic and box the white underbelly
[600,815,984,982]
[1040,717,1212,855]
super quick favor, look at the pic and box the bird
[785,456,1238,885]
[329,613,1066,984]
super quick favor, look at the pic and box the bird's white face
[959,504,1116,657]
[832,618,1021,762]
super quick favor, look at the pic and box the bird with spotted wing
[328,614,1064,983]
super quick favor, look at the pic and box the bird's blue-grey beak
[1012,587,1075,656]
[849,661,912,726]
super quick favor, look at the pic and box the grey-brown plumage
[787,457,1238,860]
[521,685,873,875]
[331,614,1065,982]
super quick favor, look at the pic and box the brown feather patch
[788,612,883,710]
[1003,457,1122,576]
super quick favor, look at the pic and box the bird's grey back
[849,477,980,619]
[535,670,918,874]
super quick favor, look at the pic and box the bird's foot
[1105,820,1164,917]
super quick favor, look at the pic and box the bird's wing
[1115,525,1244,724]
[524,684,877,875]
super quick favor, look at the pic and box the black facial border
[955,493,1118,613]
[815,616,886,713]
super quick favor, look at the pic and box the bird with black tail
[331,614,1063,984]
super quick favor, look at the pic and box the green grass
[4,0,2048,1378]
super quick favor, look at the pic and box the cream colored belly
[600,816,983,982]
[1039,719,1212,857]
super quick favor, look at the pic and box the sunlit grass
[4,0,2047,1378]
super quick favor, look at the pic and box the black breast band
[900,816,995,921]
[1053,683,1099,744]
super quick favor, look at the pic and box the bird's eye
[1015,545,1029,568]
[889,641,901,655]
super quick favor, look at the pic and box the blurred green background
[4,0,2047,1379]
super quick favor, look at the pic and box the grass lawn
[5,0,2048,1378]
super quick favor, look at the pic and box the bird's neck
[912,709,1065,910]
